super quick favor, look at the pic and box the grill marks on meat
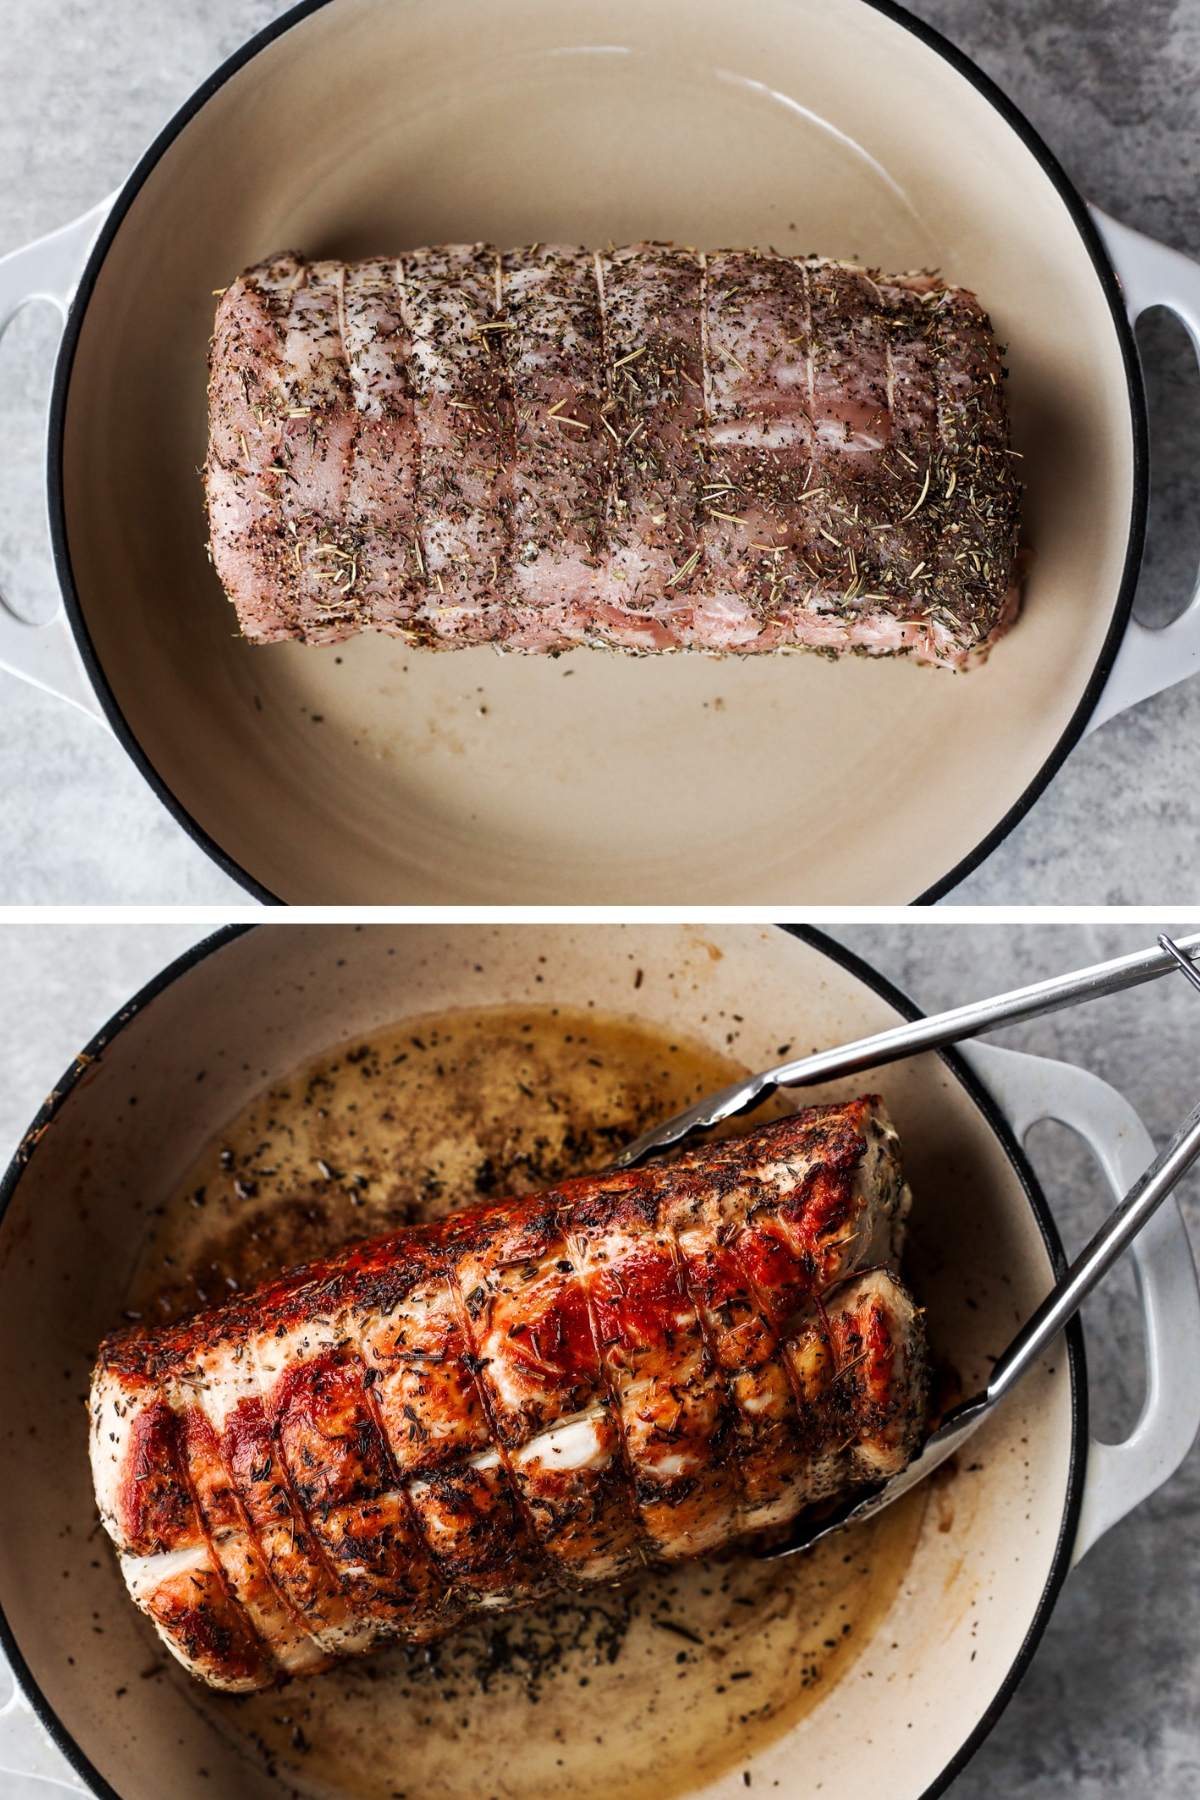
[566,1185,739,1559]
[111,1403,270,1690]
[207,246,1021,667]
[91,1099,927,1692]
[446,1195,639,1583]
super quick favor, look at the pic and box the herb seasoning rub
[92,1102,926,1691]
[207,243,1022,667]
[100,1006,933,1800]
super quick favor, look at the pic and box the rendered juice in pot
[125,1005,927,1800]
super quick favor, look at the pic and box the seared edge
[91,1098,925,1688]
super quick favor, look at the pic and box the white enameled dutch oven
[0,924,1196,1800]
[2,1,1200,901]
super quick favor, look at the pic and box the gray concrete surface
[1,1,1199,900]
[0,922,1197,1795]
[830,922,1200,1800]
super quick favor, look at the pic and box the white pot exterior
[0,924,1183,1799]
[38,0,1152,900]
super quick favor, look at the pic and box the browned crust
[93,1100,927,1689]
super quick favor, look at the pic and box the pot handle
[0,1653,89,1793]
[0,1047,1188,1790]
[0,196,116,726]
[960,1040,1200,1564]
[1085,207,1200,732]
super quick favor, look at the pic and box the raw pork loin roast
[91,1099,928,1691]
[206,242,1021,669]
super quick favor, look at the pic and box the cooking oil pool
[125,1003,926,1800]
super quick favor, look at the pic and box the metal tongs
[612,930,1200,1169]
[611,931,1200,1557]
[762,1033,1200,1557]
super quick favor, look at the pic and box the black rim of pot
[43,0,1146,905]
[0,920,1086,1797]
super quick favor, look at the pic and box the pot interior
[0,925,1077,1799]
[59,0,1134,900]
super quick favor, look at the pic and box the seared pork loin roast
[91,1099,928,1692]
[206,244,1021,668]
